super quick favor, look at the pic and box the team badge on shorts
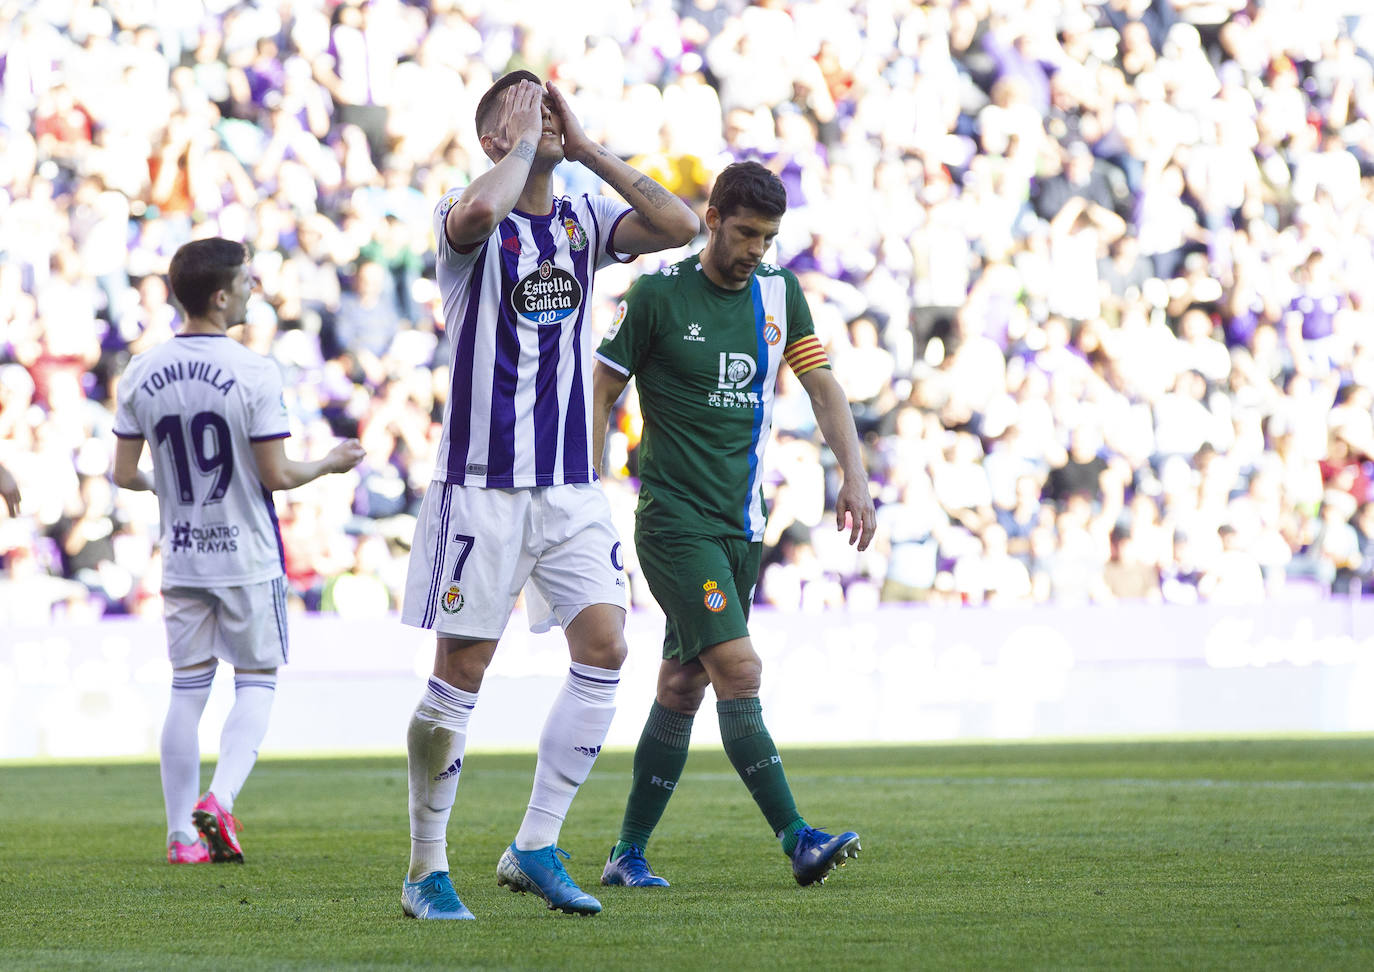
[440,584,465,614]
[764,316,781,345]
[702,579,727,613]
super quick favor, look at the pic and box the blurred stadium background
[3,0,1374,759]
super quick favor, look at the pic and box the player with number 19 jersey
[595,257,828,541]
[114,334,290,587]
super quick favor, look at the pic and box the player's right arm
[593,282,659,476]
[251,437,365,492]
[112,437,154,492]
[592,362,630,477]
[444,81,544,249]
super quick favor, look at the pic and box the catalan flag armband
[783,334,829,377]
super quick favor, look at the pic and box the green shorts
[634,528,762,663]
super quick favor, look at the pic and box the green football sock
[718,697,804,848]
[777,817,808,856]
[615,702,694,852]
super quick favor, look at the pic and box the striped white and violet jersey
[113,334,291,587]
[431,188,633,488]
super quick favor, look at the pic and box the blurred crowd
[3,0,1374,625]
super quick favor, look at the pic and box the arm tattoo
[630,175,671,210]
[583,146,615,180]
[512,139,536,162]
[586,148,668,209]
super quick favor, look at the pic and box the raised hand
[544,81,594,164]
[498,80,545,158]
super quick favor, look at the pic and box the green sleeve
[783,269,817,344]
[597,275,659,376]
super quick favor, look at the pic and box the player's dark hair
[708,161,787,221]
[475,69,543,137]
[168,238,247,317]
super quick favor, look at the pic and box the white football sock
[161,666,215,840]
[208,672,277,812]
[407,676,476,881]
[514,662,619,851]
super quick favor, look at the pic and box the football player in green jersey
[592,161,877,888]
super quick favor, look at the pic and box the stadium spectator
[1,0,1374,634]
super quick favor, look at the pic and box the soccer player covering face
[112,238,365,865]
[399,72,697,919]
[592,161,877,888]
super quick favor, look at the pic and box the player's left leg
[498,485,627,915]
[193,667,275,863]
[497,603,624,915]
[702,637,860,886]
[194,578,290,862]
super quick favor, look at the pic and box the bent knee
[713,656,763,699]
[571,630,628,671]
[658,672,709,714]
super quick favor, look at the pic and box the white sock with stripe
[161,666,215,841]
[514,662,619,851]
[208,672,277,812]
[407,676,476,881]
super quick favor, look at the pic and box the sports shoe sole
[192,809,243,864]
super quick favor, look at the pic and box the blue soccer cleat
[600,845,670,887]
[402,871,475,920]
[791,827,861,886]
[496,843,602,915]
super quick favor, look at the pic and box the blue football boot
[496,843,602,915]
[401,871,475,920]
[600,845,670,887]
[791,827,861,886]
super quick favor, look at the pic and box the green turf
[2,737,1372,970]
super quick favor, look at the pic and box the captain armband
[783,334,830,377]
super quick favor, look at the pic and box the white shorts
[163,576,289,670]
[402,481,626,639]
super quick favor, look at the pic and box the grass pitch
[1,737,1371,970]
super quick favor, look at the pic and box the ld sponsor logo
[717,352,756,389]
